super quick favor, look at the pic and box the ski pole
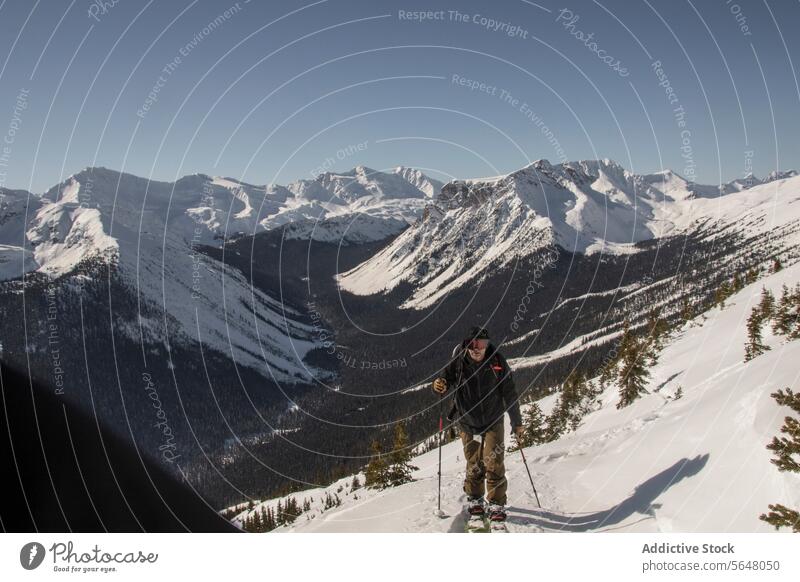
[435,394,444,517]
[517,441,541,508]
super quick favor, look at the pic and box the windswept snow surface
[337,160,800,309]
[232,261,800,532]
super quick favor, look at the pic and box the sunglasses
[468,339,489,350]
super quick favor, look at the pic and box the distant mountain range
[337,159,800,308]
[1,159,798,372]
[2,160,794,278]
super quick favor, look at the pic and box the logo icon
[19,542,46,570]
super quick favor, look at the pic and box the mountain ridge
[337,159,800,309]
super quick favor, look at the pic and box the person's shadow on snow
[508,454,709,532]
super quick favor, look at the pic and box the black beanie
[466,326,490,341]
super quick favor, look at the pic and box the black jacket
[437,342,522,435]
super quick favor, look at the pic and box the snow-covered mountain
[0,164,439,278]
[0,188,41,280]
[0,165,441,381]
[392,165,445,198]
[3,159,798,382]
[249,165,438,243]
[229,260,800,532]
[719,170,799,194]
[337,159,800,309]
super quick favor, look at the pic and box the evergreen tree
[283,498,299,523]
[680,298,694,323]
[283,498,292,524]
[545,373,580,439]
[583,378,603,412]
[617,327,651,409]
[789,284,800,340]
[745,267,759,284]
[644,309,669,366]
[276,500,284,526]
[758,287,776,320]
[351,475,361,491]
[322,492,342,509]
[598,355,616,388]
[364,439,389,489]
[265,506,275,531]
[745,305,770,361]
[732,272,743,292]
[772,285,793,336]
[599,323,630,389]
[508,402,548,451]
[616,319,636,362]
[386,422,418,486]
[760,388,800,532]
[715,280,732,308]
[544,405,567,442]
[772,258,783,273]
[528,401,549,443]
[565,371,588,431]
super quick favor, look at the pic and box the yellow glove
[432,378,448,394]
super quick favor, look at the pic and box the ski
[489,519,508,532]
[465,513,490,533]
[464,498,490,532]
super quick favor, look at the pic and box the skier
[432,326,524,528]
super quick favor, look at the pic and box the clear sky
[0,0,798,193]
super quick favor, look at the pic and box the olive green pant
[460,418,506,505]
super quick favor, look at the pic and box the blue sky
[0,0,798,192]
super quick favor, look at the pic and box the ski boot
[487,503,508,532]
[467,496,485,516]
[465,496,489,532]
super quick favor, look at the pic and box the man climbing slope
[432,327,525,527]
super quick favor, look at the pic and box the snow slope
[0,189,43,281]
[232,261,800,532]
[337,159,800,309]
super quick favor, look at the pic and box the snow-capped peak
[392,166,444,198]
[337,160,800,309]
[765,169,798,183]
